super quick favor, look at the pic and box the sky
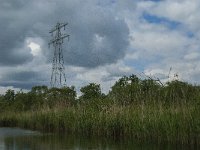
[0,0,200,94]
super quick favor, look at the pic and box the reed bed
[0,104,199,145]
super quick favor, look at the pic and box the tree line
[0,74,200,112]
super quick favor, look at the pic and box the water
[0,128,197,150]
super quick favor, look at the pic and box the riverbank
[0,104,199,145]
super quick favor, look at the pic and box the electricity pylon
[49,22,69,88]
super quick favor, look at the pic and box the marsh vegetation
[0,75,199,145]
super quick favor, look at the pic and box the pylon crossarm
[49,23,68,33]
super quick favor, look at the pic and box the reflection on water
[0,128,197,150]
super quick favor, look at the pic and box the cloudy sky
[0,0,200,94]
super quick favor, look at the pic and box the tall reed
[0,103,199,145]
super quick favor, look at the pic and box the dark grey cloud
[0,1,35,66]
[0,0,129,68]
[41,0,130,68]
[65,16,129,67]
[2,71,39,81]
[0,0,130,89]
[0,71,48,89]
[0,21,33,65]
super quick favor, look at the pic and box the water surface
[0,128,196,150]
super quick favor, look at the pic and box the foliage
[46,86,76,108]
[0,75,200,144]
[80,83,103,100]
[0,85,76,112]
[4,89,15,101]
[1,75,200,111]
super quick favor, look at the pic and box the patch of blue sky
[186,31,194,38]
[111,0,116,3]
[125,60,147,72]
[142,12,181,30]
[125,55,164,72]
[97,0,116,7]
[148,0,162,2]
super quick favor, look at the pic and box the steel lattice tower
[49,22,69,88]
